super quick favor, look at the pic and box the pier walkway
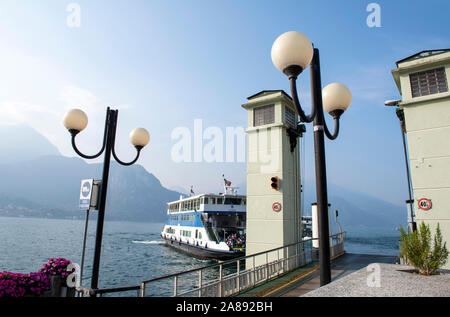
[236,253,397,297]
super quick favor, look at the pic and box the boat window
[181,214,195,222]
[224,198,242,205]
[181,230,191,237]
[204,197,208,204]
[211,198,216,204]
[217,198,223,204]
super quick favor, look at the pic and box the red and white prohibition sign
[272,202,282,212]
[418,198,432,211]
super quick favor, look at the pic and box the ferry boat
[161,180,246,260]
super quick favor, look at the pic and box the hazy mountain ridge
[0,125,180,222]
[0,124,406,230]
[0,125,60,164]
[238,180,406,232]
[304,184,406,232]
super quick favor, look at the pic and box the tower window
[410,67,448,98]
[254,104,275,126]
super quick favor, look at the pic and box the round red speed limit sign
[272,202,282,212]
[418,198,432,211]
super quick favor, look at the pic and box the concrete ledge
[302,263,450,297]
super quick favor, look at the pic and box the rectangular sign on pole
[79,179,94,210]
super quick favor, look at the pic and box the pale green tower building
[391,49,450,269]
[242,90,303,267]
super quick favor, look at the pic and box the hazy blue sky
[0,0,449,206]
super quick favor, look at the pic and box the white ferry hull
[161,234,244,260]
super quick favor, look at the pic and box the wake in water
[132,240,165,245]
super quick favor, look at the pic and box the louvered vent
[285,106,296,129]
[409,67,448,98]
[254,104,275,126]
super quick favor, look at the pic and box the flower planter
[38,258,76,297]
[40,275,75,297]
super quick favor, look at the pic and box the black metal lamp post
[271,31,352,286]
[384,100,416,232]
[63,107,150,295]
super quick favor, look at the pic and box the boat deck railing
[76,232,345,297]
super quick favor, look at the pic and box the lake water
[0,216,400,296]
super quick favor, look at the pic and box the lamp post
[63,107,150,295]
[271,31,352,286]
[384,99,416,232]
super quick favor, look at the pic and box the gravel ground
[302,263,450,297]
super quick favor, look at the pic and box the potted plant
[39,258,76,297]
[399,222,449,275]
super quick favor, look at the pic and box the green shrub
[399,222,448,275]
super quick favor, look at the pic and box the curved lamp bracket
[110,110,142,166]
[323,109,343,140]
[323,117,340,140]
[112,146,142,166]
[290,76,317,124]
[70,117,108,159]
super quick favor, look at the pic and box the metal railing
[76,232,345,297]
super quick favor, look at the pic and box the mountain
[0,125,60,164]
[0,124,407,229]
[238,180,405,233]
[0,156,181,222]
[167,185,188,195]
[303,183,406,233]
[0,125,180,222]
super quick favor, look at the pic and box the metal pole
[90,109,115,294]
[236,260,240,292]
[219,263,223,297]
[79,209,90,292]
[397,110,416,232]
[198,269,203,297]
[310,48,332,286]
[174,275,178,296]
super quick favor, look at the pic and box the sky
[0,0,449,207]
